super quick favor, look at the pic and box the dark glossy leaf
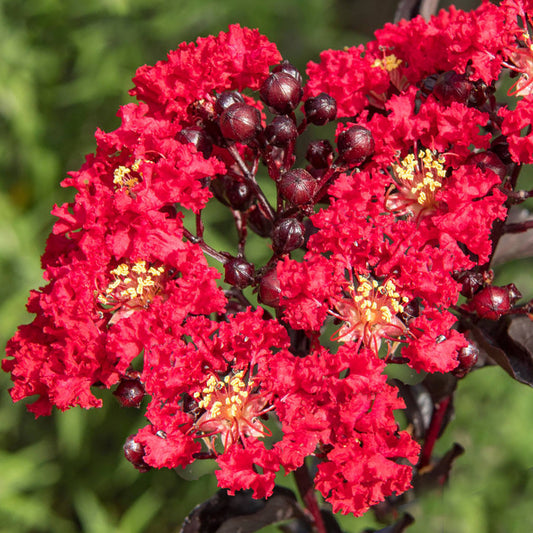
[180,487,309,533]
[413,443,465,492]
[471,316,533,387]
[391,380,433,440]
[362,513,415,533]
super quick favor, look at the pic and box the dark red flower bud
[469,80,490,108]
[215,90,245,115]
[279,168,316,205]
[219,103,262,142]
[306,139,334,169]
[260,72,303,115]
[432,71,472,105]
[225,178,254,211]
[258,267,281,307]
[463,283,522,320]
[272,60,303,85]
[113,378,145,408]
[224,258,255,289]
[467,151,507,181]
[272,218,305,254]
[304,93,337,125]
[399,298,420,323]
[337,125,375,165]
[452,341,479,378]
[210,176,255,211]
[176,127,213,159]
[490,136,513,165]
[248,204,274,237]
[124,435,151,472]
[453,269,493,299]
[160,204,178,219]
[265,115,298,146]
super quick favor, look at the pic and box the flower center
[387,149,446,216]
[333,277,408,353]
[98,260,166,311]
[113,159,143,192]
[192,370,269,453]
[371,53,402,72]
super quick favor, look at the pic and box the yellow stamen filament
[98,260,165,309]
[372,54,402,72]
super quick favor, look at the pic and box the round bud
[123,435,151,472]
[224,258,255,289]
[463,283,522,320]
[306,139,334,169]
[337,125,375,165]
[225,178,255,211]
[433,71,472,105]
[399,298,420,323]
[452,342,480,378]
[258,268,281,307]
[219,103,262,142]
[272,60,303,85]
[160,204,178,219]
[265,115,298,146]
[260,72,303,115]
[279,168,316,206]
[215,90,245,115]
[113,378,145,408]
[248,204,274,237]
[211,176,255,211]
[490,136,513,165]
[272,218,305,254]
[304,93,337,125]
[176,127,213,159]
[467,151,507,181]
[453,270,486,299]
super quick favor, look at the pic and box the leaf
[413,442,465,492]
[362,513,415,533]
[471,315,533,387]
[391,380,433,441]
[180,487,309,533]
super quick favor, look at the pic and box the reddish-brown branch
[293,462,328,533]
[419,396,451,469]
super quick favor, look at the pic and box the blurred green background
[1,0,533,532]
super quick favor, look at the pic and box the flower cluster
[3,1,532,518]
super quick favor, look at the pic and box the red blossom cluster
[3,1,533,518]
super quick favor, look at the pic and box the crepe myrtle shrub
[4,2,533,532]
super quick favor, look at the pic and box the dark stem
[293,462,328,533]
[226,143,276,221]
[183,228,228,264]
[418,395,451,469]
[502,219,533,233]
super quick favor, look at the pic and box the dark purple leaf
[180,487,309,533]
[391,380,433,440]
[361,513,414,533]
[413,443,465,492]
[470,316,533,387]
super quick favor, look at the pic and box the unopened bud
[260,72,303,115]
[272,218,305,254]
[337,125,375,165]
[279,168,316,206]
[306,139,334,169]
[113,378,145,408]
[219,103,262,142]
[176,127,213,159]
[224,258,255,289]
[304,93,337,125]
[258,268,281,307]
[265,116,298,146]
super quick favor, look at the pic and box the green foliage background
[1,1,532,532]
